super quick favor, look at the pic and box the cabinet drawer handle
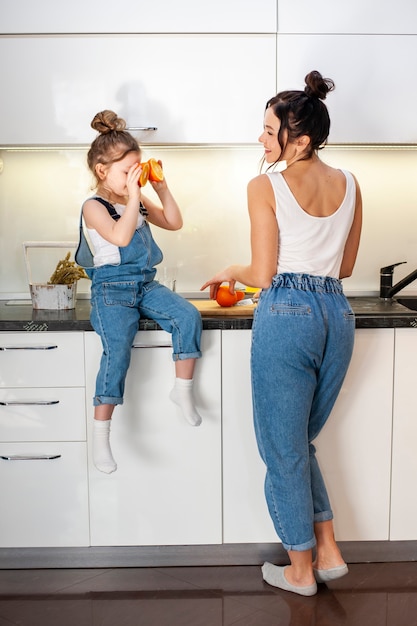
[0,454,61,461]
[0,400,60,406]
[132,344,172,349]
[0,345,58,351]
[127,126,158,131]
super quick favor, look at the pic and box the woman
[201,71,362,596]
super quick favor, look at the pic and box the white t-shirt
[267,169,356,279]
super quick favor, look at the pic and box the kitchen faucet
[380,262,417,299]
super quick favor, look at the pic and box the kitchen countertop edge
[1,298,417,331]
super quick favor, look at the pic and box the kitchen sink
[395,297,417,311]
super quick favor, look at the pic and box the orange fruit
[148,158,164,182]
[138,161,150,187]
[216,285,245,307]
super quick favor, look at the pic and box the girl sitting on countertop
[77,110,202,474]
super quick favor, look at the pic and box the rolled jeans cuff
[172,351,202,361]
[93,395,124,407]
[314,510,334,524]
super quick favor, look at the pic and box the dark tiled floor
[0,562,417,625]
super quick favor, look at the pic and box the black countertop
[1,296,417,332]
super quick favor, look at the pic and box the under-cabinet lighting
[1,143,417,152]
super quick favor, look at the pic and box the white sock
[169,378,202,427]
[93,419,117,474]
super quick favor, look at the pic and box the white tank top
[267,169,356,278]
[85,201,145,267]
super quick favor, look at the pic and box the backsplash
[1,145,417,298]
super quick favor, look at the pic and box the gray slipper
[262,562,317,597]
[313,564,349,583]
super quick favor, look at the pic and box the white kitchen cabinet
[222,328,394,543]
[0,442,88,547]
[277,34,417,144]
[0,0,276,34]
[0,35,275,145]
[0,332,89,547]
[277,0,417,34]
[390,328,417,540]
[315,328,394,541]
[86,329,222,546]
[222,329,277,543]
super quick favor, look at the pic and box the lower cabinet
[222,328,395,543]
[0,331,89,548]
[390,328,417,540]
[0,442,89,547]
[1,325,414,549]
[315,328,394,541]
[85,329,222,546]
[222,330,277,543]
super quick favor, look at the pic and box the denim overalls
[251,272,355,552]
[81,198,202,407]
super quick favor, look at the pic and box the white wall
[1,145,417,299]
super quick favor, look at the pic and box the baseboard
[1,541,417,569]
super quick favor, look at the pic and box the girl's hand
[126,162,142,201]
[149,160,168,193]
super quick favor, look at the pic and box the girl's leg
[90,282,141,473]
[139,283,203,426]
[93,403,117,474]
[170,358,202,426]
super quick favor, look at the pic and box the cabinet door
[0,35,275,145]
[222,328,394,543]
[277,0,417,34]
[1,0,276,34]
[277,34,417,144]
[390,328,417,540]
[86,329,222,546]
[222,330,277,543]
[0,442,89,547]
[315,328,394,541]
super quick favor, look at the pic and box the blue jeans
[89,222,202,406]
[91,280,202,406]
[251,273,355,551]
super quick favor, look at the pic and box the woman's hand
[201,270,237,300]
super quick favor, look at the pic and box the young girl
[202,71,362,596]
[79,110,203,474]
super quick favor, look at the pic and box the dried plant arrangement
[48,252,88,285]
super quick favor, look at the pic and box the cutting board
[189,299,256,317]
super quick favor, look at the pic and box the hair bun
[304,70,335,100]
[90,110,127,134]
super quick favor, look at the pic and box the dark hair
[265,70,335,165]
[87,110,141,184]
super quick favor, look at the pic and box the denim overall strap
[75,197,121,269]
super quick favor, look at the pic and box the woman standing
[201,71,362,596]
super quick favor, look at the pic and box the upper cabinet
[0,0,277,33]
[277,34,417,144]
[0,34,276,145]
[277,0,417,34]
